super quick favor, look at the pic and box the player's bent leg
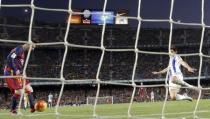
[25,84,35,113]
[28,93,35,113]
[169,89,177,100]
[14,84,35,113]
[25,84,33,93]
[11,88,24,114]
[169,89,192,101]
[169,79,180,100]
[171,76,197,91]
[178,94,192,101]
[176,94,192,101]
[5,77,22,114]
[169,79,193,101]
[11,94,20,114]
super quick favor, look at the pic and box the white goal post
[86,96,113,105]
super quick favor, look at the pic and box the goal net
[86,96,113,105]
[0,0,210,119]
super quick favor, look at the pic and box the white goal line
[0,110,208,118]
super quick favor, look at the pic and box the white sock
[176,94,192,101]
[176,94,185,100]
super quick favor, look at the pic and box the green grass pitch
[0,99,209,119]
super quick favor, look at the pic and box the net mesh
[0,0,210,119]
[87,96,113,105]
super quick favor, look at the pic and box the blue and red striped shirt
[6,45,25,74]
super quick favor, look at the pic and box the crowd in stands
[1,16,210,109]
[0,84,210,109]
[1,26,210,80]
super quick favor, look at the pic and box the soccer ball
[35,100,47,112]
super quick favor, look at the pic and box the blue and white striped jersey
[169,55,183,76]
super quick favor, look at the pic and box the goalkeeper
[3,43,36,114]
[152,45,198,101]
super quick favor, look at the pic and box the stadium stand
[1,16,210,109]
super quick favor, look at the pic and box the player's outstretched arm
[152,67,168,75]
[179,60,196,73]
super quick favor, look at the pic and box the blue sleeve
[10,47,23,73]
[11,57,18,73]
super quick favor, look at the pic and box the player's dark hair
[170,45,177,52]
